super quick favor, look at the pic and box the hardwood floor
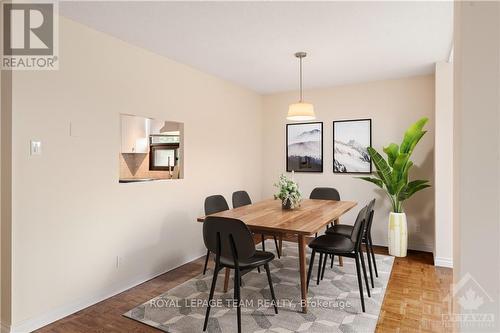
[36,243,452,333]
[374,247,453,332]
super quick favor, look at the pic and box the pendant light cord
[299,56,303,102]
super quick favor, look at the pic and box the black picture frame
[286,122,323,173]
[333,119,372,174]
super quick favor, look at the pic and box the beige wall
[434,61,453,268]
[1,68,12,330]
[262,76,435,251]
[9,17,262,330]
[454,2,500,331]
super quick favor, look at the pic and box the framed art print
[333,119,372,173]
[286,122,323,172]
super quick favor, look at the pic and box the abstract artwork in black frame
[333,119,372,174]
[286,122,323,172]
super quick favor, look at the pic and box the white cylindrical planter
[388,212,408,257]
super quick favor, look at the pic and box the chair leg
[264,263,278,314]
[257,266,261,273]
[203,250,210,275]
[234,268,241,333]
[359,249,371,298]
[354,254,366,313]
[307,250,316,290]
[369,235,378,277]
[261,234,266,251]
[316,252,323,285]
[365,242,374,288]
[203,263,219,331]
[321,253,328,280]
[330,254,334,268]
[273,236,281,258]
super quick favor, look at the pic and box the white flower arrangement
[274,174,302,209]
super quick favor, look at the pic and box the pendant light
[287,52,315,121]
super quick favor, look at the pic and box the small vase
[282,199,292,210]
[388,212,408,257]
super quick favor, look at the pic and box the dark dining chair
[310,187,341,201]
[232,190,281,259]
[309,187,341,237]
[325,198,377,287]
[307,205,371,312]
[202,195,230,275]
[202,216,278,333]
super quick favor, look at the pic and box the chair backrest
[309,187,341,201]
[232,190,252,208]
[351,205,368,247]
[364,199,376,234]
[203,216,256,262]
[204,195,229,215]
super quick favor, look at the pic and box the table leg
[297,234,308,313]
[279,235,283,256]
[334,218,343,267]
[223,268,230,293]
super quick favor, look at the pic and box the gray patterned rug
[124,240,394,333]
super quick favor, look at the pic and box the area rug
[124,240,394,333]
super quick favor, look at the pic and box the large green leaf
[398,179,430,201]
[357,118,430,212]
[400,117,428,155]
[397,161,413,198]
[400,160,413,187]
[357,176,384,189]
[405,179,429,188]
[367,147,394,194]
[383,143,399,167]
[391,153,409,182]
[407,130,427,157]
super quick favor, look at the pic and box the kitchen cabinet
[120,115,150,153]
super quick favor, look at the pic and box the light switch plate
[30,140,42,156]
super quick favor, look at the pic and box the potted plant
[358,117,431,257]
[274,174,302,209]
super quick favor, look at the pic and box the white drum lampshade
[287,102,315,121]
[287,52,315,121]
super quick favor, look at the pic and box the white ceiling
[60,1,453,94]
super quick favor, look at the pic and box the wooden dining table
[197,198,357,313]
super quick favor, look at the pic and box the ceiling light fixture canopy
[287,52,315,121]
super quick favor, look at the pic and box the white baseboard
[434,256,453,268]
[9,253,203,333]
